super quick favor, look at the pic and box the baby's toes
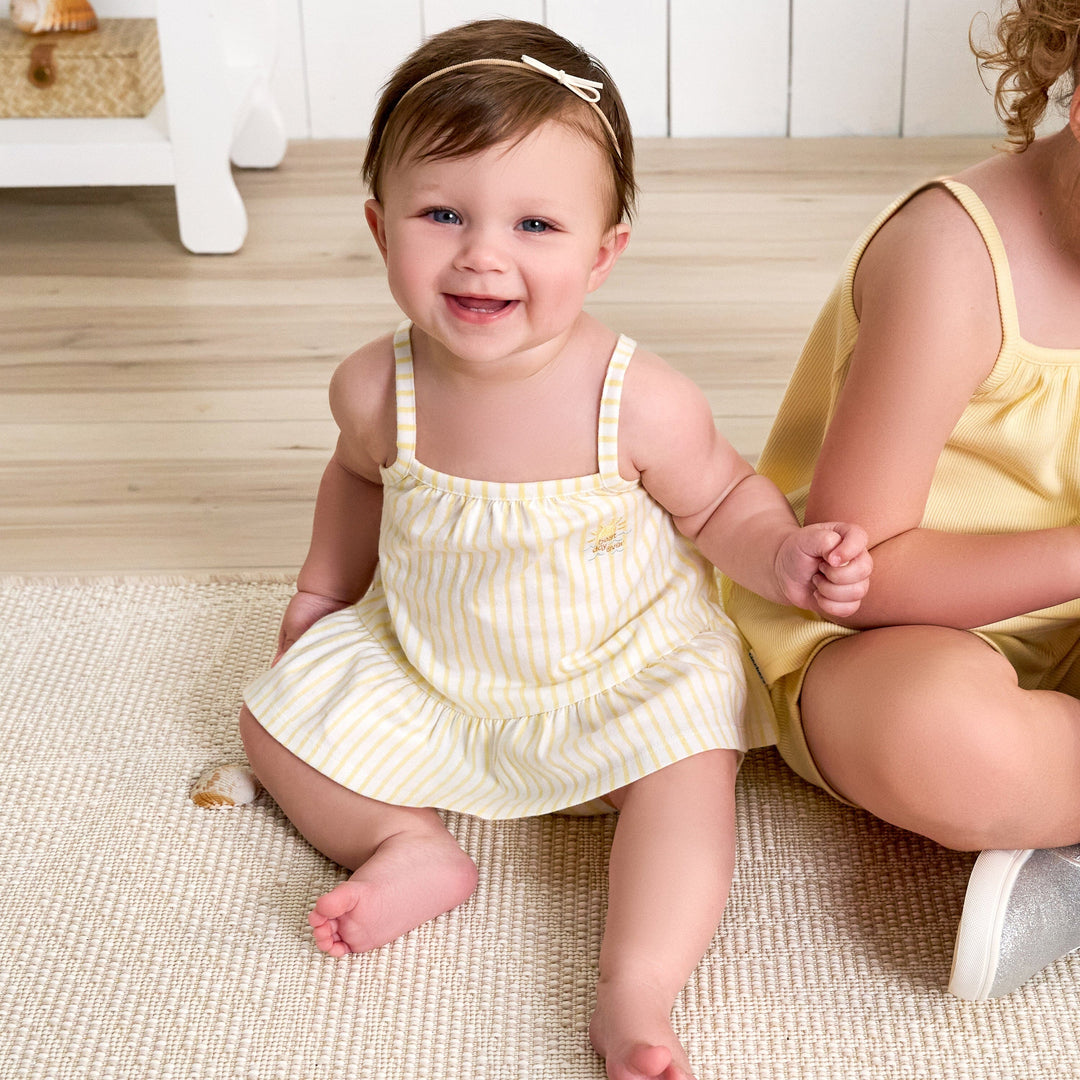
[313,880,362,920]
[309,919,339,951]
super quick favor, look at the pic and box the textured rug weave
[2,575,1079,1080]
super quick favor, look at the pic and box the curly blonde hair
[971,0,1080,150]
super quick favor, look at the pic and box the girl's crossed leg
[238,706,479,954]
[800,625,1080,852]
[592,748,739,1080]
[801,626,1080,998]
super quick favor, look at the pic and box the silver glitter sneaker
[948,845,1080,999]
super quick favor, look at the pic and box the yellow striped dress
[245,321,775,819]
[724,180,1080,796]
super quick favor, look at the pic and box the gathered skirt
[244,596,775,820]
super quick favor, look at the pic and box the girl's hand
[774,522,872,618]
[273,590,354,665]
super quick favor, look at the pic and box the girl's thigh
[800,625,1080,851]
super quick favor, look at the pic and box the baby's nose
[455,226,508,272]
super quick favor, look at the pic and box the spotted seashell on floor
[191,764,262,809]
[10,0,98,34]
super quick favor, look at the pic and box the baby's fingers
[820,522,870,567]
[817,548,873,585]
[811,569,870,618]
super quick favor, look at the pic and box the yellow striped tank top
[724,180,1080,784]
[245,321,775,819]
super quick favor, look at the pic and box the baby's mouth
[449,295,514,314]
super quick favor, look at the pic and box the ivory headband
[391,53,622,158]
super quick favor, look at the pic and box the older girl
[725,0,1080,1001]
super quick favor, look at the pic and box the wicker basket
[0,18,163,118]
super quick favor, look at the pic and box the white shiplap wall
[790,0,908,136]
[272,0,1013,139]
[93,0,1021,139]
[670,0,790,137]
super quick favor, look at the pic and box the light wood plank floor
[2,136,994,575]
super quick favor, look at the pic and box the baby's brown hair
[361,19,636,226]
[972,0,1080,149]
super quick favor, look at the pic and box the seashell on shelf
[191,764,262,809]
[10,0,98,34]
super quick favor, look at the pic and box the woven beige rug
[2,575,1078,1080]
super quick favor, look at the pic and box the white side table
[0,0,286,252]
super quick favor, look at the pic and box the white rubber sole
[948,848,1033,1000]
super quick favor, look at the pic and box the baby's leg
[590,749,739,1080]
[239,707,478,954]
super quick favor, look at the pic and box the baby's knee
[449,847,480,903]
[238,704,268,755]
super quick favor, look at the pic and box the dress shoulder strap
[936,179,1020,348]
[392,320,418,463]
[848,179,1020,350]
[597,334,636,486]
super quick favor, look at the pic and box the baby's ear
[365,199,389,261]
[587,223,631,293]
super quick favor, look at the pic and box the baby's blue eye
[429,208,461,225]
[519,218,551,233]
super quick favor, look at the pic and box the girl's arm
[828,527,1080,629]
[805,186,1080,630]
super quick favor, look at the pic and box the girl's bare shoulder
[857,183,995,304]
[854,183,1002,369]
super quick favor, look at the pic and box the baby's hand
[775,522,871,618]
[274,590,353,664]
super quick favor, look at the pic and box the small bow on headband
[521,54,604,103]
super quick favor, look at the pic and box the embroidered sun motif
[586,516,629,558]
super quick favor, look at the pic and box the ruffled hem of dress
[243,605,772,820]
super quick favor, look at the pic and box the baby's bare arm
[277,336,397,654]
[623,352,870,611]
[295,453,383,603]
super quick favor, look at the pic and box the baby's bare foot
[308,878,380,956]
[308,832,477,955]
[589,979,695,1080]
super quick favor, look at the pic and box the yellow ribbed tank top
[724,180,1080,783]
[246,322,774,819]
